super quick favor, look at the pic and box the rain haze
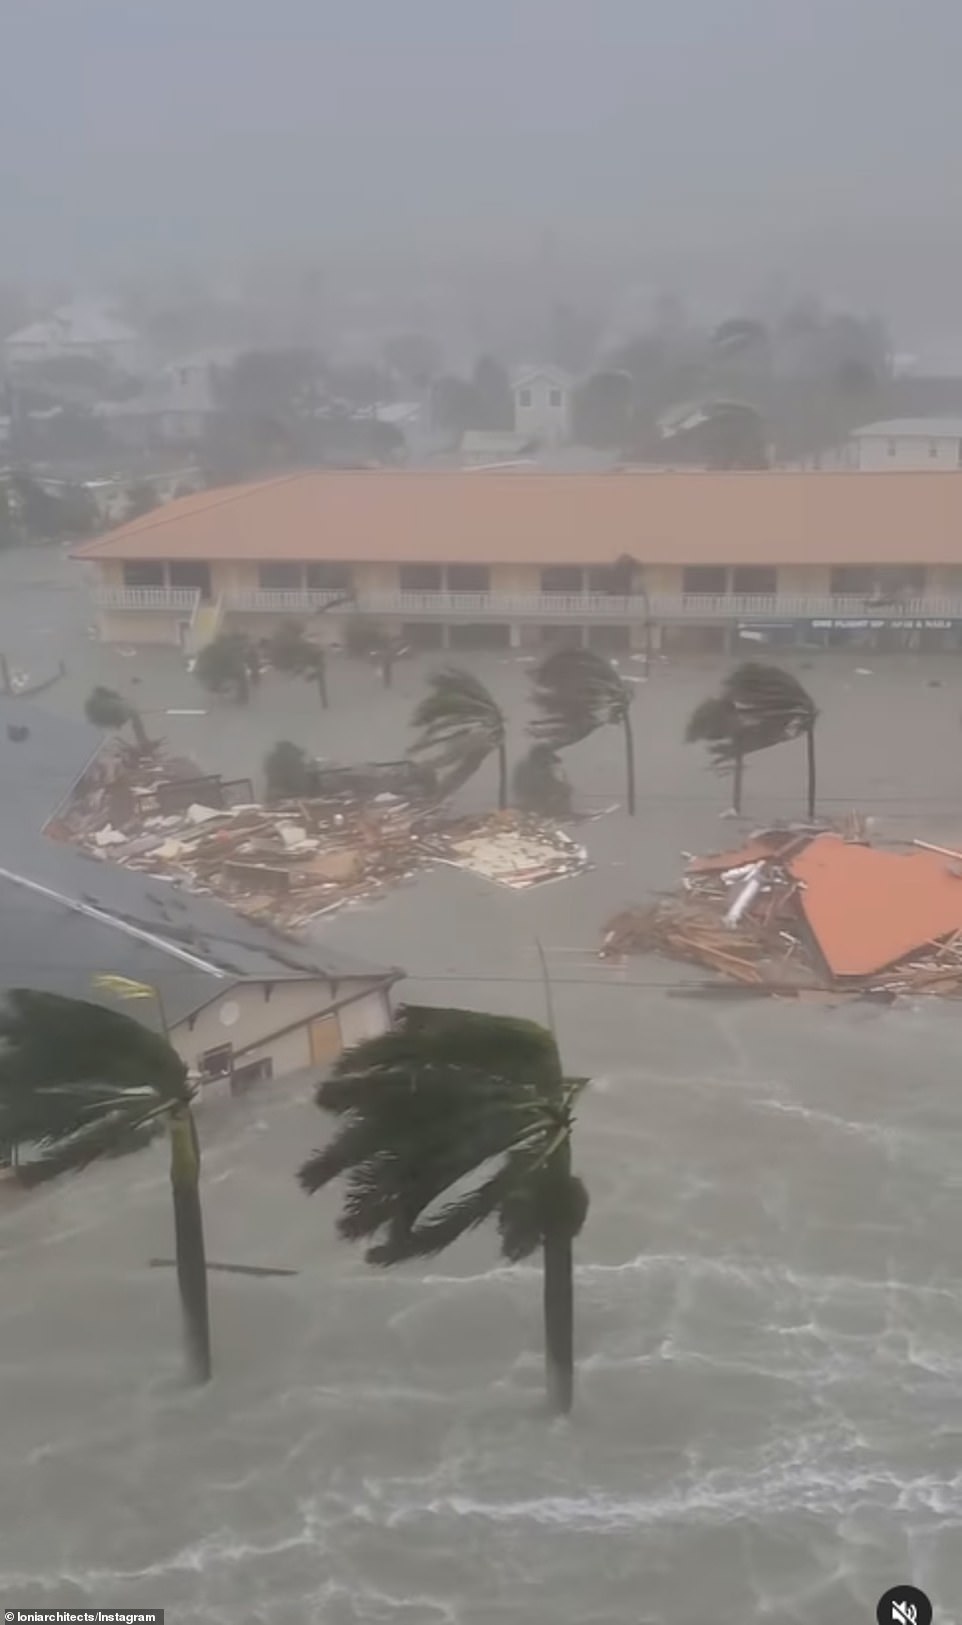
[2,4,962,1625]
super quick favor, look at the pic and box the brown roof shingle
[72,469,962,567]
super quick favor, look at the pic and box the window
[830,567,875,595]
[549,388,562,408]
[588,624,630,652]
[231,1057,272,1095]
[258,562,302,589]
[122,560,165,588]
[887,440,897,457]
[399,563,443,591]
[169,561,212,599]
[683,566,728,595]
[587,566,619,593]
[305,562,353,590]
[732,566,777,595]
[930,441,939,458]
[198,1043,233,1081]
[518,388,532,408]
[541,566,584,594]
[446,564,490,591]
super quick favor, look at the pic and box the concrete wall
[99,609,188,645]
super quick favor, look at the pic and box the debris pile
[54,745,589,924]
[603,828,962,997]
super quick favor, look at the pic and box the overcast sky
[4,0,962,332]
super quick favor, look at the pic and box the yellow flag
[92,974,157,1001]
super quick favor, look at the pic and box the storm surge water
[1,998,962,1623]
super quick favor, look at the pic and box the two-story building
[512,366,572,445]
[844,418,962,470]
[75,468,962,656]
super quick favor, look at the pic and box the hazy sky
[4,0,962,330]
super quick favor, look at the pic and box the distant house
[845,418,962,470]
[0,699,399,1086]
[96,356,220,448]
[512,366,572,444]
[4,302,140,374]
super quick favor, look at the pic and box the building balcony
[93,586,202,612]
[222,589,356,615]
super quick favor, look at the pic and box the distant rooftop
[852,417,962,439]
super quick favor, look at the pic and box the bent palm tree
[84,685,150,751]
[298,1005,589,1414]
[530,646,637,814]
[194,632,258,704]
[410,667,508,807]
[687,663,819,818]
[0,989,211,1383]
[266,618,330,708]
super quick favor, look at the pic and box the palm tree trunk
[168,1106,211,1383]
[542,1149,574,1415]
[622,715,636,816]
[129,708,150,752]
[316,653,329,710]
[497,740,508,809]
[805,724,817,820]
[732,745,744,814]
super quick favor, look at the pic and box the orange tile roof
[72,468,962,567]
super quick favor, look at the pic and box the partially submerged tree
[512,744,572,818]
[84,684,150,751]
[194,632,259,704]
[266,618,329,708]
[530,646,637,814]
[0,988,211,1383]
[298,1005,589,1414]
[264,740,319,800]
[686,662,819,818]
[410,667,508,807]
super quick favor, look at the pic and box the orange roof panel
[789,835,962,978]
[72,468,962,567]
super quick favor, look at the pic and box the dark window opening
[258,562,303,590]
[683,566,728,595]
[399,563,443,591]
[830,567,876,595]
[586,566,619,594]
[732,566,777,595]
[305,562,353,590]
[540,624,584,648]
[588,624,631,652]
[541,566,584,594]
[549,388,563,407]
[231,1057,272,1095]
[518,388,532,407]
[446,564,490,591]
[122,561,165,588]
[169,561,212,599]
[448,622,511,650]
[402,621,444,649]
[199,1043,233,1080]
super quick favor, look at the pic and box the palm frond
[0,990,187,1102]
[529,647,632,747]
[12,1098,170,1185]
[409,668,505,766]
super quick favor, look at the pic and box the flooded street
[1,551,961,1620]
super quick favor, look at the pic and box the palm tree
[263,739,319,800]
[512,744,572,818]
[298,1005,589,1414]
[194,632,258,704]
[266,618,329,708]
[530,646,637,814]
[84,685,150,752]
[0,987,211,1383]
[409,667,508,808]
[687,662,819,818]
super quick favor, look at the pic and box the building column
[509,622,522,648]
[440,622,451,649]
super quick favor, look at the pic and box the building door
[308,1014,342,1066]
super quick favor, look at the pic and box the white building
[511,366,572,445]
[845,418,962,471]
[4,301,140,373]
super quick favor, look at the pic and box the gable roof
[512,364,572,391]
[73,467,962,568]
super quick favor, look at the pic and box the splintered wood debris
[52,744,589,925]
[602,824,962,998]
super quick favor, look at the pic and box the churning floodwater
[1,991,961,1624]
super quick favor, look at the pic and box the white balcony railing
[93,586,202,612]
[94,584,962,625]
[223,589,355,615]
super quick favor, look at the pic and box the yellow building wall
[99,610,185,645]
